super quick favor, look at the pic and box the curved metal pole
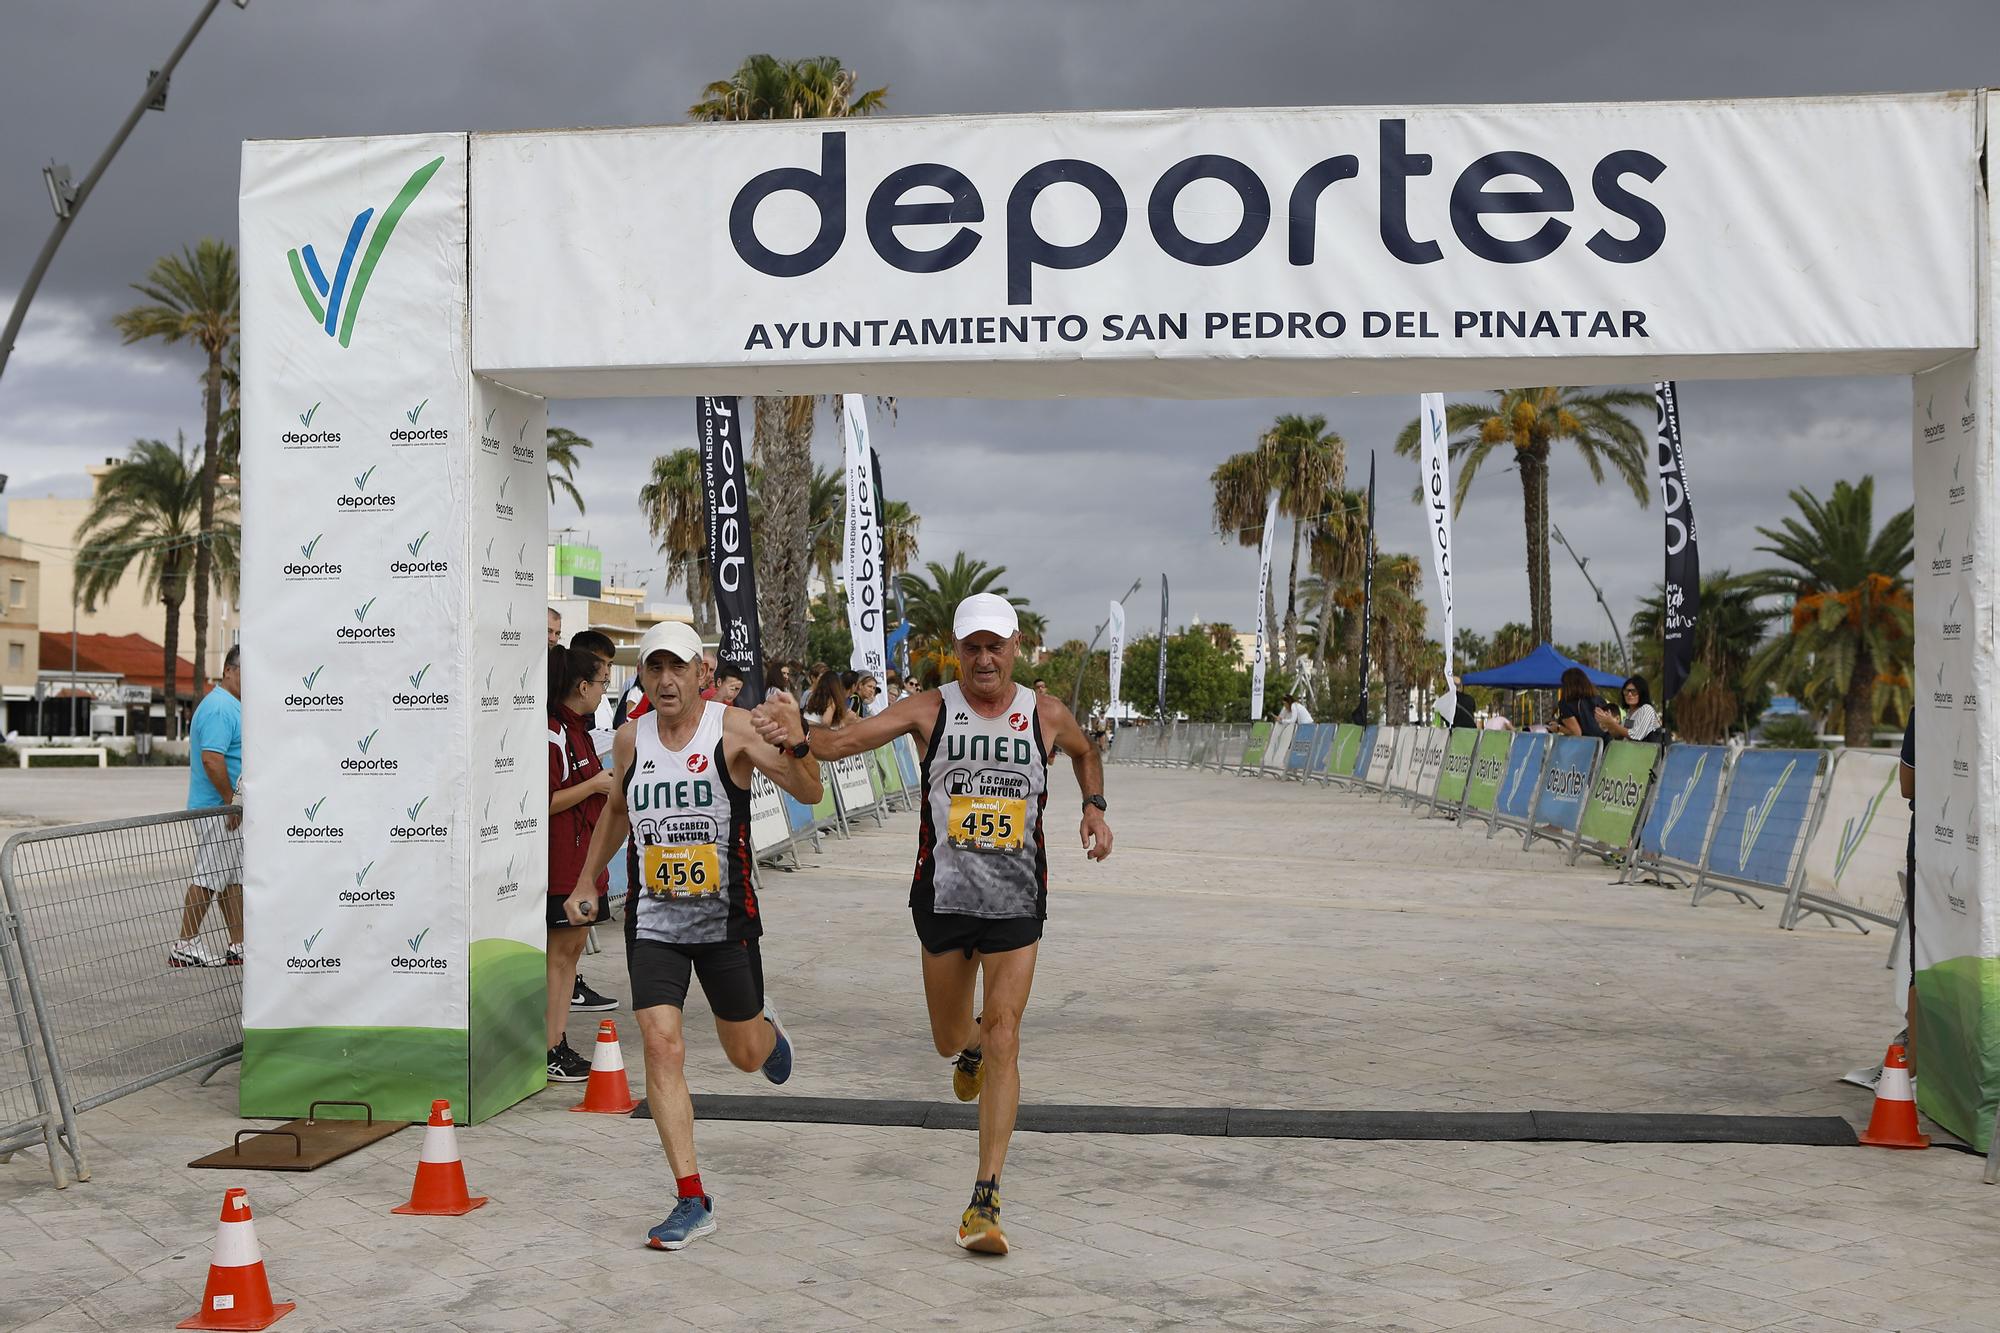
[1551,524,1630,675]
[0,0,233,390]
[1067,577,1142,718]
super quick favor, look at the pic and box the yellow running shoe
[956,1185,1008,1256]
[951,1046,985,1102]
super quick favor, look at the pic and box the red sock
[676,1173,703,1200]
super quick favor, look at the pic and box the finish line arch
[237,90,1997,1148]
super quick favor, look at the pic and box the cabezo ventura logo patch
[287,156,445,347]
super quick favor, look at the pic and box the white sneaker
[169,939,220,968]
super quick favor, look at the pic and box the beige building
[6,462,239,684]
[1,534,39,711]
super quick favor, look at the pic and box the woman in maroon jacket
[547,644,614,1082]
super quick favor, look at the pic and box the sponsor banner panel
[240,133,476,1121]
[1654,380,1701,701]
[748,771,791,854]
[841,395,886,681]
[1330,723,1365,779]
[1704,749,1819,888]
[1534,738,1597,832]
[831,754,876,814]
[1432,728,1478,805]
[1418,394,1457,722]
[1576,740,1661,851]
[1795,750,1908,919]
[468,376,547,1122]
[1638,743,1727,866]
[1406,727,1447,795]
[1462,729,1513,813]
[1353,725,1378,780]
[1365,726,1396,786]
[1239,721,1272,768]
[698,396,765,703]
[1249,493,1277,719]
[1307,723,1337,773]
[1495,733,1549,822]
[1261,720,1295,772]
[470,97,1975,394]
[1910,349,1994,1147]
[1285,724,1315,772]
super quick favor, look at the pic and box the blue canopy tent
[1461,644,1625,691]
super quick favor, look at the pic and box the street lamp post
[1067,577,1143,719]
[1551,525,1631,676]
[0,0,245,390]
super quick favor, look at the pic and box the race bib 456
[643,844,722,897]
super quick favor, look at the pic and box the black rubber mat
[629,1096,1857,1146]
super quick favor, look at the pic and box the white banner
[1106,600,1126,714]
[841,394,886,680]
[470,95,1975,397]
[241,134,547,1123]
[1795,749,1907,920]
[1418,392,1457,722]
[1249,491,1279,720]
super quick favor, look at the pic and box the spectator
[713,662,745,705]
[852,671,880,717]
[566,631,622,1016]
[1555,668,1608,739]
[700,648,718,701]
[547,607,562,647]
[1032,676,1048,696]
[1597,676,1662,742]
[546,643,617,1081]
[170,645,243,969]
[1276,694,1313,725]
[806,670,852,729]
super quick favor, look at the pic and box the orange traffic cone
[570,1019,639,1114]
[391,1099,490,1215]
[177,1188,295,1330]
[1857,1044,1930,1149]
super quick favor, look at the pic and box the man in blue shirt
[172,645,243,968]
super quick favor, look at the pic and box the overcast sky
[2,1,1991,650]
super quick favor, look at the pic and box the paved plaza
[5,763,1998,1331]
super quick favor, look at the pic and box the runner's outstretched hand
[750,691,804,748]
[1081,807,1112,861]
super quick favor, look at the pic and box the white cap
[953,593,1019,642]
[636,620,705,666]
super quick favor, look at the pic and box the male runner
[566,620,821,1251]
[764,592,1111,1255]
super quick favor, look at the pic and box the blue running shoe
[646,1195,715,1251]
[761,1001,794,1085]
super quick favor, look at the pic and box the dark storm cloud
[0,1,1980,640]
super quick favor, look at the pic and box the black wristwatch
[1081,794,1107,813]
[785,721,813,760]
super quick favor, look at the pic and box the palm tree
[547,426,592,514]
[638,448,712,632]
[113,239,238,698]
[1211,415,1346,678]
[1632,571,1777,743]
[806,465,846,607]
[74,438,237,736]
[1395,387,1650,646]
[691,55,886,662]
[1740,477,1913,746]
[900,554,1026,678]
[1307,487,1370,677]
[881,499,921,580]
[1365,553,1429,719]
[1015,609,1048,657]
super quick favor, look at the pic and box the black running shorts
[628,938,764,1022]
[547,894,609,930]
[912,904,1042,959]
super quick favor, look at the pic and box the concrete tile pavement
[4,764,1995,1330]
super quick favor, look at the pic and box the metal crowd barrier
[1109,725,1894,940]
[1,807,247,1187]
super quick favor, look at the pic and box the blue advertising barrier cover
[1308,723,1337,773]
[1638,744,1728,866]
[1496,733,1549,821]
[1707,748,1818,886]
[895,738,920,788]
[1534,737,1597,832]
[1353,725,1378,779]
[1287,724,1317,772]
[781,790,817,835]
